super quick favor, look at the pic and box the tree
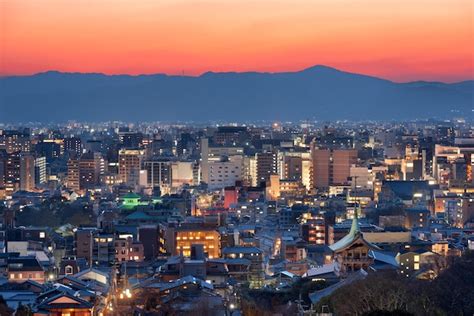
[0,295,13,316]
[315,251,474,316]
[16,302,32,316]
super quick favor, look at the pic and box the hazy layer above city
[1,65,472,123]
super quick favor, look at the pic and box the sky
[0,0,472,82]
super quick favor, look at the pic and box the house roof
[309,269,368,305]
[222,246,262,254]
[125,211,154,220]
[303,263,337,278]
[37,292,94,310]
[368,250,398,267]
[223,258,252,266]
[8,257,44,272]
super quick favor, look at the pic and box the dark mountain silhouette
[1,65,472,122]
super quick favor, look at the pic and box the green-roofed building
[330,209,379,275]
[121,192,145,210]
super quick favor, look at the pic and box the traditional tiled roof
[122,192,141,199]
[309,269,368,304]
[368,250,398,267]
[8,257,44,272]
[125,211,154,220]
[222,246,262,254]
[303,263,337,278]
[329,209,379,252]
[37,292,94,310]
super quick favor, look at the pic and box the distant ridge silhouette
[1,65,472,122]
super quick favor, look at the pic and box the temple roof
[329,210,361,252]
[122,192,141,199]
[329,208,379,252]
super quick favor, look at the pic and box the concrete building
[78,152,105,190]
[143,158,172,190]
[310,144,357,190]
[119,149,145,186]
[200,138,243,187]
[19,153,35,191]
[0,130,30,154]
[115,237,145,262]
[64,137,82,156]
[165,224,221,259]
[66,158,80,191]
[207,155,243,190]
[34,156,47,186]
[255,151,278,185]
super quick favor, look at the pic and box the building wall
[172,229,220,259]
[20,154,35,191]
[119,149,144,186]
[312,149,330,189]
[332,149,357,185]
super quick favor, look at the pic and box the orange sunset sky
[1,0,473,82]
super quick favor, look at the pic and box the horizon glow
[1,0,472,82]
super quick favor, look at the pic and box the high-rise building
[401,145,426,180]
[119,149,145,186]
[35,140,62,162]
[0,151,6,189]
[311,148,331,189]
[200,138,244,189]
[177,133,195,156]
[143,159,172,190]
[310,141,357,190]
[332,149,358,185]
[78,152,105,190]
[213,126,248,145]
[19,153,35,191]
[280,154,302,181]
[171,161,195,188]
[4,151,21,196]
[64,137,82,156]
[67,158,80,191]
[0,130,30,154]
[34,156,47,186]
[119,132,143,149]
[207,155,243,190]
[255,151,278,185]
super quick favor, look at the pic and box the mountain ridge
[1,65,472,122]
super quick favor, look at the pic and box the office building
[119,149,145,186]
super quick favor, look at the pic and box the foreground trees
[316,251,474,315]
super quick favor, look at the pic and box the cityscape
[0,121,472,315]
[0,0,473,316]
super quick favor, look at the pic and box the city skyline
[0,1,473,315]
[1,0,473,82]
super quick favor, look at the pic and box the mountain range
[1,65,472,122]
